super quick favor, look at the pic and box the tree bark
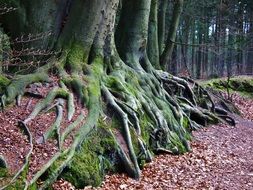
[160,0,184,70]
[158,0,168,55]
[0,1,235,189]
[148,0,160,69]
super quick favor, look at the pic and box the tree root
[38,100,64,150]
[0,56,240,189]
[0,63,52,108]
[60,113,85,146]
[23,88,69,124]
[102,85,141,179]
[0,155,7,168]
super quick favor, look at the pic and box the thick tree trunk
[0,1,235,189]
[116,0,152,72]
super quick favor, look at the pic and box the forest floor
[1,79,253,190]
[0,77,88,183]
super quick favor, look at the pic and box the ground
[1,78,253,189]
[0,76,88,187]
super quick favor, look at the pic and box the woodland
[0,0,252,189]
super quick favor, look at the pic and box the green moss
[0,75,10,94]
[85,60,103,99]
[104,76,126,92]
[66,43,86,73]
[3,178,25,190]
[61,119,117,188]
[182,116,190,131]
[0,168,8,178]
[169,131,187,154]
[129,128,139,155]
[5,72,49,104]
[139,114,152,144]
[201,76,253,97]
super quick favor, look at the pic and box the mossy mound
[201,76,253,97]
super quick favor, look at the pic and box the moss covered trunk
[0,0,235,189]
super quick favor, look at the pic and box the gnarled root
[0,56,239,189]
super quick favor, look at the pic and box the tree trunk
[158,0,168,55]
[246,6,253,74]
[160,0,184,70]
[148,0,160,69]
[0,1,234,189]
[196,21,203,79]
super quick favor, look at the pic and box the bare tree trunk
[160,0,184,70]
[158,0,168,55]
[148,0,160,69]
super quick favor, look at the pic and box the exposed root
[102,85,141,179]
[39,99,64,150]
[0,65,51,108]
[60,113,85,146]
[0,155,7,168]
[0,56,239,189]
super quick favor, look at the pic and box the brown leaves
[0,77,87,183]
[53,179,75,190]
[231,92,253,121]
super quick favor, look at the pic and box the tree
[0,0,234,189]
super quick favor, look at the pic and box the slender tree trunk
[148,0,160,69]
[246,8,253,74]
[191,23,196,78]
[236,1,244,75]
[181,18,191,74]
[196,22,202,79]
[160,0,184,70]
[158,0,168,55]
